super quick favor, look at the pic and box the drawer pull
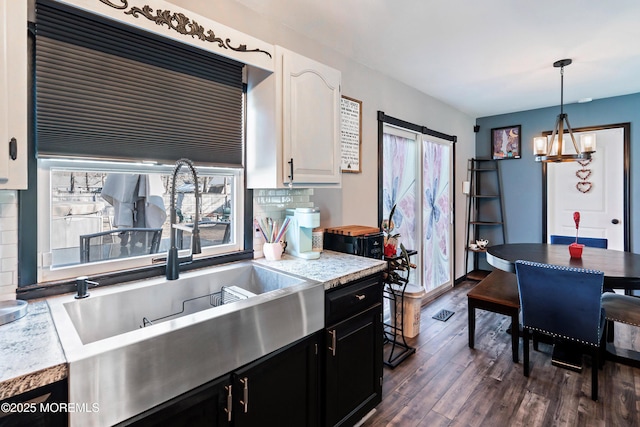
[288,158,294,186]
[224,385,232,421]
[355,294,366,301]
[240,377,249,413]
[328,329,337,356]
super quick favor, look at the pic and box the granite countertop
[0,300,67,401]
[0,251,386,401]
[253,250,387,289]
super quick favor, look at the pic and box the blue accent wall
[475,92,639,252]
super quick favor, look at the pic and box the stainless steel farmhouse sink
[48,261,324,427]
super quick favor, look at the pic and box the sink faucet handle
[75,276,99,299]
[191,229,202,255]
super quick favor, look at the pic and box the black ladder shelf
[464,158,507,281]
[383,249,418,368]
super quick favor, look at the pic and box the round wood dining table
[486,243,640,290]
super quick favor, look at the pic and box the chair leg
[510,314,519,363]
[606,319,615,343]
[591,347,599,401]
[532,331,540,352]
[468,303,475,349]
[523,328,530,377]
[599,331,606,369]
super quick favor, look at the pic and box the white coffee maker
[285,207,320,259]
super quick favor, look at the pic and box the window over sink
[37,160,244,282]
[24,1,250,286]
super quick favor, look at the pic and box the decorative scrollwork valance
[98,0,272,58]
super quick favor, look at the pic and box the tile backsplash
[253,188,314,257]
[0,191,18,300]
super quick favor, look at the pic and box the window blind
[35,0,244,167]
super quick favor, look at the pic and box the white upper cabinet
[0,0,27,190]
[247,46,341,188]
[281,47,342,186]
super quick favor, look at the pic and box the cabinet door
[0,0,28,190]
[232,333,320,427]
[281,49,341,185]
[118,376,231,427]
[325,304,383,427]
[0,379,68,427]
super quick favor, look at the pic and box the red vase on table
[569,242,584,258]
[569,211,584,258]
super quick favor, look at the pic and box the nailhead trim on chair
[524,326,601,347]
[604,316,640,327]
[518,260,605,345]
[517,260,603,275]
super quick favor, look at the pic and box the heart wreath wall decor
[576,169,592,180]
[576,181,592,193]
[576,158,593,193]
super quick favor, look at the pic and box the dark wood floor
[362,279,640,427]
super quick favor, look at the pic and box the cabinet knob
[611,218,620,225]
[355,294,366,301]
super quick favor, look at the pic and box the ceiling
[234,0,640,118]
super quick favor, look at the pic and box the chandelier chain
[560,65,565,115]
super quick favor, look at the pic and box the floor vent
[432,309,455,322]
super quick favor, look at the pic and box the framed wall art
[340,95,362,173]
[492,125,521,159]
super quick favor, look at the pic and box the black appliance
[323,225,384,259]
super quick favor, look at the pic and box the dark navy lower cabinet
[232,333,319,427]
[324,273,384,427]
[119,333,320,427]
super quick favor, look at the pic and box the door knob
[611,219,620,224]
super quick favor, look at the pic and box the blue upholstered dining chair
[549,234,608,249]
[514,260,606,401]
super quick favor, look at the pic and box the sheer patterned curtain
[382,126,453,296]
[382,132,417,255]
[422,139,451,290]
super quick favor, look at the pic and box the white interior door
[547,127,624,250]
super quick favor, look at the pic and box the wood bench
[467,269,520,362]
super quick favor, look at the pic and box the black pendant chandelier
[533,59,596,163]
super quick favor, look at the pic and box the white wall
[170,0,475,280]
